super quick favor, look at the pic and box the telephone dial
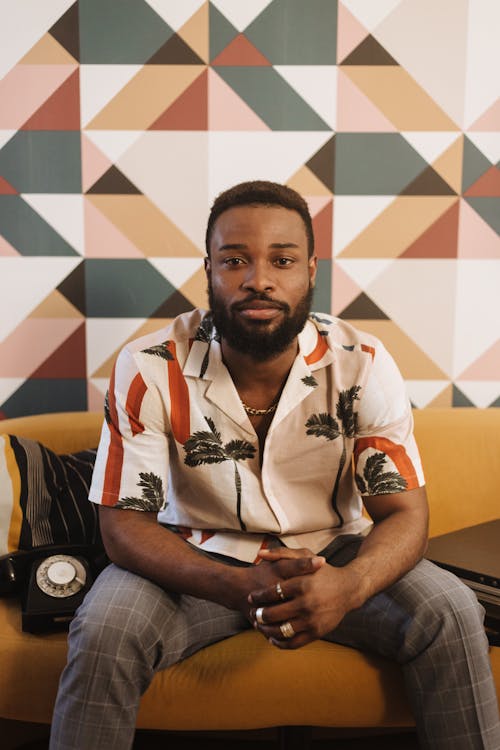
[0,544,108,633]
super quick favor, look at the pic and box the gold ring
[280,621,295,639]
[276,582,285,601]
[255,607,265,625]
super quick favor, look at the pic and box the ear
[308,255,318,287]
[204,257,211,276]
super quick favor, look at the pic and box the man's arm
[98,505,325,620]
[248,485,429,648]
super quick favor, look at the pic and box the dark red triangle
[22,69,80,130]
[31,324,86,379]
[211,34,271,66]
[401,201,459,258]
[0,176,18,194]
[312,202,333,259]
[149,70,208,130]
[464,166,500,197]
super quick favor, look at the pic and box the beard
[208,282,314,362]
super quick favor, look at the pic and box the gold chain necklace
[241,401,278,416]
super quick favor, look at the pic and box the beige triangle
[19,33,78,65]
[427,383,453,408]
[29,289,83,319]
[87,65,206,129]
[178,266,208,309]
[432,136,463,195]
[339,196,457,258]
[178,2,209,64]
[349,319,448,380]
[287,166,332,197]
[344,67,459,131]
[86,195,203,257]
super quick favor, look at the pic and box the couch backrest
[1,408,498,538]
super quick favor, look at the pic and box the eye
[223,256,245,267]
[274,257,294,267]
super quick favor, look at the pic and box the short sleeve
[89,346,169,512]
[353,342,425,496]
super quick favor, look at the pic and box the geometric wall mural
[0,0,499,419]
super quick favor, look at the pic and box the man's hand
[247,547,361,649]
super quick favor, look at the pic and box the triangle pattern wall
[0,0,499,417]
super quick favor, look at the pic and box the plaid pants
[49,537,500,750]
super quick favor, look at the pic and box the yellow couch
[0,408,499,742]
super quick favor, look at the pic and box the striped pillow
[0,434,99,558]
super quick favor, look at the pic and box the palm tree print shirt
[89,309,425,563]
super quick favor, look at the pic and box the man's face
[206,204,317,361]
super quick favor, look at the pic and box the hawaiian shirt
[89,309,425,563]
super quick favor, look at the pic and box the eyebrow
[217,242,300,251]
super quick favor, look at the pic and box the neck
[221,338,299,392]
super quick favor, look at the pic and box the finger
[257,547,315,561]
[249,602,291,625]
[269,631,311,650]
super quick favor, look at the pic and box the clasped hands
[247,547,359,650]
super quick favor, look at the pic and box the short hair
[205,180,314,257]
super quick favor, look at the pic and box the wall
[0,0,498,419]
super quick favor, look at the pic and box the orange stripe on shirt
[126,372,147,435]
[354,436,419,490]
[361,344,375,360]
[304,331,329,365]
[166,340,191,444]
[101,364,124,506]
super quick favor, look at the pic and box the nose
[242,260,274,293]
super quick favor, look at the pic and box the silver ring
[255,607,265,625]
[276,582,285,601]
[280,621,295,639]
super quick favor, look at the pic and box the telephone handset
[0,544,108,633]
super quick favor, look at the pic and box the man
[50,181,500,749]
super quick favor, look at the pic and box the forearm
[345,487,429,609]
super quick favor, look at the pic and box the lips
[233,298,285,321]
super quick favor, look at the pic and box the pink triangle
[337,69,396,132]
[0,235,20,256]
[81,134,113,193]
[87,382,106,412]
[468,99,500,131]
[208,69,269,131]
[332,262,363,316]
[458,340,500,380]
[306,196,333,217]
[337,2,370,63]
[84,199,144,258]
[0,318,82,377]
[458,199,500,258]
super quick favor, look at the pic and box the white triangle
[401,132,460,164]
[148,257,205,288]
[0,130,16,151]
[22,194,84,255]
[0,377,25,406]
[453,260,500,377]
[88,377,110,397]
[405,380,450,408]
[118,132,209,249]
[80,65,142,127]
[144,0,205,29]
[83,130,143,164]
[0,0,74,79]
[86,318,147,375]
[464,0,500,129]
[366,259,457,376]
[335,258,395,289]
[209,0,273,31]
[0,257,81,343]
[465,132,500,165]
[209,130,334,204]
[341,0,403,31]
[333,196,395,255]
[455,380,500,408]
[275,66,337,129]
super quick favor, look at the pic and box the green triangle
[341,34,398,66]
[79,0,173,63]
[339,293,389,320]
[488,395,500,407]
[0,379,88,419]
[452,385,475,407]
[306,137,335,192]
[464,197,500,235]
[0,196,78,256]
[462,136,492,193]
[86,165,141,194]
[401,166,457,196]
[245,0,337,64]
[209,3,239,62]
[147,33,205,65]
[49,1,80,61]
[0,131,81,193]
[214,67,329,131]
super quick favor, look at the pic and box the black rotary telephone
[0,544,108,633]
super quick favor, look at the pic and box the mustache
[232,293,290,313]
